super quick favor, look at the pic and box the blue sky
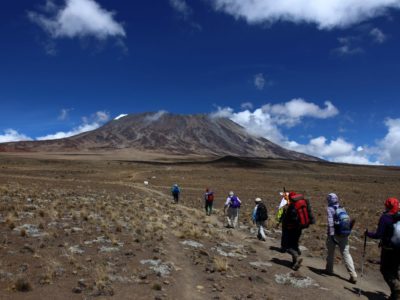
[1,0,400,165]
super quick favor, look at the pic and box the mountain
[0,113,319,161]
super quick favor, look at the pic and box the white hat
[229,191,234,197]
[255,197,262,203]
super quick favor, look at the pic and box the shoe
[349,276,357,284]
[323,269,333,276]
[292,258,303,271]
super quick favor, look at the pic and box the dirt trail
[143,184,390,300]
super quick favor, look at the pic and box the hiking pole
[358,229,368,297]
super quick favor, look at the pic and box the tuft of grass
[213,256,228,272]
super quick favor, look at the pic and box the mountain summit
[0,113,318,161]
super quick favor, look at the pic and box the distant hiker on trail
[325,193,357,284]
[224,191,241,229]
[280,191,315,270]
[252,197,268,241]
[204,188,214,216]
[171,184,181,203]
[366,197,400,300]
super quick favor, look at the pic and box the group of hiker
[170,184,400,299]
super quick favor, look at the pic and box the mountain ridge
[0,112,320,161]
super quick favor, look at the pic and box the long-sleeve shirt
[327,204,339,236]
[367,213,394,248]
[252,205,258,222]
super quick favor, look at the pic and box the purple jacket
[367,213,395,247]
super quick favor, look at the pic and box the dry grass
[213,256,228,272]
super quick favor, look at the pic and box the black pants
[381,248,400,299]
[282,227,302,263]
[205,201,213,215]
[172,193,179,203]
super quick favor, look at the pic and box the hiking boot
[323,269,333,276]
[292,258,303,271]
[349,276,357,284]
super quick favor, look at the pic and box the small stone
[72,287,82,294]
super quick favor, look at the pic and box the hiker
[171,184,181,203]
[280,191,315,270]
[366,197,400,300]
[252,197,268,241]
[204,188,214,216]
[325,193,357,284]
[224,191,241,228]
[276,192,289,251]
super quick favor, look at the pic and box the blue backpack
[230,196,240,208]
[172,186,180,195]
[334,207,352,236]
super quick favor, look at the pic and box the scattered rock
[140,260,173,277]
[72,287,82,294]
[275,272,319,288]
[69,245,85,255]
[14,224,42,238]
[249,261,273,268]
[181,240,204,248]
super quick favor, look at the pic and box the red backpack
[206,192,214,202]
[289,194,310,229]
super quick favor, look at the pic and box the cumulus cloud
[210,0,400,29]
[210,99,385,165]
[211,99,339,142]
[370,27,387,43]
[0,129,32,143]
[377,118,400,164]
[28,0,126,40]
[37,110,110,140]
[254,73,266,90]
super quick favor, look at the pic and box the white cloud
[58,108,73,120]
[0,129,32,143]
[169,0,192,20]
[211,99,338,142]
[241,102,253,110]
[254,73,266,90]
[37,110,110,140]
[210,100,385,165]
[28,0,126,40]
[370,27,387,43]
[377,118,400,164]
[210,0,400,29]
[333,37,364,56]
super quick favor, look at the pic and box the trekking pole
[358,229,368,297]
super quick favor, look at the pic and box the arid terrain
[1,154,399,299]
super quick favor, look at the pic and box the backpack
[172,186,180,195]
[256,203,268,221]
[230,196,240,208]
[390,214,400,248]
[286,194,310,229]
[334,207,352,236]
[206,192,214,202]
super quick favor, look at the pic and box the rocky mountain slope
[0,113,318,161]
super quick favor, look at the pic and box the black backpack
[256,203,268,221]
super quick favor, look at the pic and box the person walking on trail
[252,197,268,241]
[281,191,315,270]
[224,191,241,228]
[204,188,214,216]
[171,184,181,203]
[325,193,357,284]
[366,197,400,300]
[276,192,289,252]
